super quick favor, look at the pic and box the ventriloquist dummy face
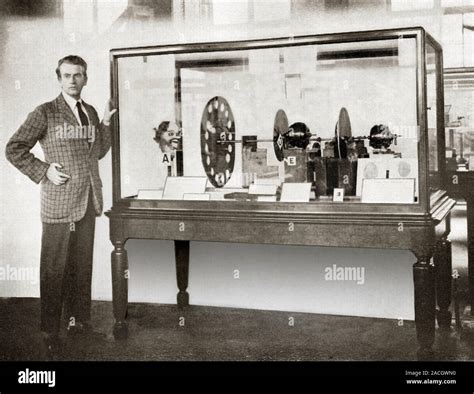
[154,121,182,153]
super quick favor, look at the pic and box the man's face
[58,63,87,98]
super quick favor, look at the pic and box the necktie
[76,102,90,148]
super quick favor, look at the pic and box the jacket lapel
[81,100,96,153]
[56,93,79,127]
[55,94,96,153]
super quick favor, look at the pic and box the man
[5,55,116,352]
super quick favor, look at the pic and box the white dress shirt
[62,91,90,126]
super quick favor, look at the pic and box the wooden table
[106,191,455,356]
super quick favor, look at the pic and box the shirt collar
[62,91,84,111]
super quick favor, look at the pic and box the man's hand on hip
[46,163,70,185]
[102,99,117,126]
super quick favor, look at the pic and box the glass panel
[426,43,440,188]
[444,69,474,171]
[117,36,420,204]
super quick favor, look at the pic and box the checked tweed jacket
[5,93,111,223]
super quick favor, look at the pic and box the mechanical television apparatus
[107,27,455,355]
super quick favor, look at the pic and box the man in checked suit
[5,55,116,352]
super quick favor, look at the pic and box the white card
[356,158,389,196]
[361,178,415,204]
[249,184,278,195]
[183,193,211,201]
[387,158,418,197]
[333,188,345,202]
[162,177,207,200]
[280,183,312,202]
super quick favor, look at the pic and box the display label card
[356,158,390,196]
[387,158,419,197]
[162,177,207,200]
[137,189,164,200]
[249,184,278,195]
[361,178,415,204]
[183,193,211,201]
[356,157,419,197]
[280,182,312,202]
[333,188,345,202]
[208,192,226,201]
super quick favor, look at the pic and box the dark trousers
[40,189,96,335]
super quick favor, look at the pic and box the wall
[1,0,472,321]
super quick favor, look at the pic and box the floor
[0,205,472,362]
[0,298,472,362]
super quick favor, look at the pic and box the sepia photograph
[0,0,473,392]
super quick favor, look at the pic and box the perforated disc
[273,109,288,162]
[336,107,352,139]
[200,96,235,188]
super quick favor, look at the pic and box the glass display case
[444,68,474,315]
[107,27,455,354]
[444,68,474,171]
[113,29,442,209]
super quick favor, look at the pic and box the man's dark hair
[56,55,87,79]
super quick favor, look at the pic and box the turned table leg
[111,241,129,340]
[175,240,190,309]
[434,238,453,330]
[413,257,436,355]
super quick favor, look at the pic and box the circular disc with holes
[200,96,236,188]
[273,109,289,162]
[336,107,352,139]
